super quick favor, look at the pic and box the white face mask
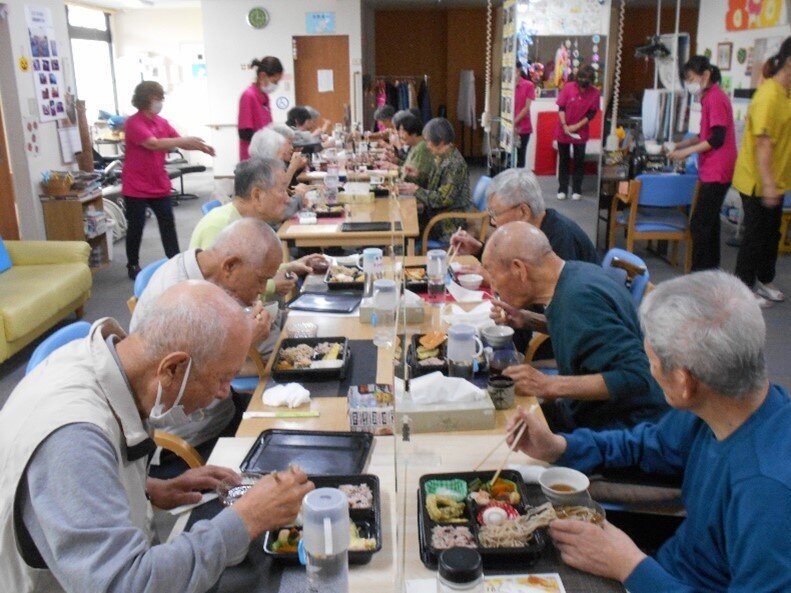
[685,81,701,96]
[261,82,278,94]
[150,100,164,114]
[147,358,193,429]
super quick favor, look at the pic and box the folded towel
[263,383,311,408]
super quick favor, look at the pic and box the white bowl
[645,143,663,155]
[538,467,590,506]
[458,273,483,290]
[481,325,515,347]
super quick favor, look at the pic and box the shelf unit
[40,189,109,272]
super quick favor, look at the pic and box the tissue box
[348,384,395,436]
[359,302,425,324]
[395,396,496,434]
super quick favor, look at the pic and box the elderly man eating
[506,270,791,592]
[482,222,668,430]
[0,281,314,593]
[131,219,282,472]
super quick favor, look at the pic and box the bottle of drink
[300,488,350,593]
[426,249,447,305]
[372,279,397,348]
[361,247,384,298]
[325,163,339,206]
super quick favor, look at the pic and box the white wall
[111,6,211,166]
[696,0,790,92]
[201,0,363,176]
[0,0,75,240]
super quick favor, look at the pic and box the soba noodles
[555,505,604,524]
[478,502,557,548]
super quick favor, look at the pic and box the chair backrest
[134,258,168,298]
[472,176,491,212]
[635,174,698,208]
[602,248,651,307]
[26,321,92,375]
[201,199,222,215]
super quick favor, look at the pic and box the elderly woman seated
[398,117,473,243]
[287,106,333,149]
[249,125,309,217]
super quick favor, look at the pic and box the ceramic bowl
[458,273,483,290]
[538,467,590,506]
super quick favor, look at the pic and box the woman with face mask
[668,55,737,272]
[514,60,536,168]
[121,81,214,280]
[238,56,284,160]
[554,65,600,201]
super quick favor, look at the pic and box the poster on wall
[726,0,789,32]
[500,0,517,155]
[517,0,609,36]
[25,5,66,123]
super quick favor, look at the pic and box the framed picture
[717,42,733,71]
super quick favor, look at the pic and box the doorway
[0,92,19,239]
[292,35,350,124]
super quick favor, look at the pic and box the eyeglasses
[487,203,521,220]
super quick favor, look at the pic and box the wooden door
[293,36,350,124]
[0,95,20,239]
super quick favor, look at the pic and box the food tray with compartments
[324,264,365,291]
[262,474,382,565]
[403,265,429,293]
[271,337,350,381]
[417,470,546,570]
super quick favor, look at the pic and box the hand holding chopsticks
[490,404,537,485]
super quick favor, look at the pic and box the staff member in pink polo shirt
[238,56,284,161]
[669,56,737,271]
[514,61,536,168]
[121,81,214,280]
[555,65,600,201]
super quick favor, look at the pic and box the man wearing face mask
[122,81,215,281]
[0,281,315,593]
[130,219,282,474]
[238,56,284,160]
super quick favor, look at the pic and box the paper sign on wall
[318,69,334,93]
[25,5,65,123]
[306,12,336,34]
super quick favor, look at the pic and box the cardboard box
[348,384,395,436]
[394,396,496,434]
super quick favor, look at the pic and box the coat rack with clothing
[363,74,432,130]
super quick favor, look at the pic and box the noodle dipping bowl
[538,467,590,506]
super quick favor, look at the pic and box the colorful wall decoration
[726,0,789,32]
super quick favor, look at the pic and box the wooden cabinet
[40,191,109,271]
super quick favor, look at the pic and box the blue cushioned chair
[472,175,491,212]
[127,258,168,313]
[608,174,699,273]
[26,321,91,375]
[201,199,222,215]
[601,248,651,307]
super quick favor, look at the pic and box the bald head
[211,218,282,270]
[135,280,251,366]
[484,221,553,269]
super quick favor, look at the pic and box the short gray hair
[487,169,545,217]
[639,271,767,398]
[135,280,245,367]
[249,127,287,160]
[424,117,455,145]
[234,157,281,199]
[211,218,280,270]
[374,105,395,121]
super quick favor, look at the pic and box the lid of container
[438,548,483,584]
[448,323,476,341]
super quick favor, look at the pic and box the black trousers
[124,195,180,267]
[516,133,531,168]
[557,142,586,194]
[735,192,785,287]
[690,182,730,271]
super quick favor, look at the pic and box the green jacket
[414,146,472,242]
[403,141,434,189]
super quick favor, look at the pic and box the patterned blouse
[414,145,472,242]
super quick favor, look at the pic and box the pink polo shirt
[554,82,600,144]
[514,77,536,134]
[697,84,737,184]
[238,83,272,160]
[121,111,179,198]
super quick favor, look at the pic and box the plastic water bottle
[299,488,350,593]
[426,249,447,305]
[325,164,339,206]
[361,247,384,298]
[372,279,397,348]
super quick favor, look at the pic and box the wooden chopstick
[472,418,525,472]
[490,420,529,486]
[446,226,463,268]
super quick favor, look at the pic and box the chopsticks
[471,404,538,483]
[446,226,462,270]
[490,421,529,486]
[473,417,525,471]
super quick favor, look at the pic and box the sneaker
[571,193,582,201]
[754,281,785,302]
[753,293,772,309]
[557,192,567,200]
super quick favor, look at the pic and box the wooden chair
[421,211,490,255]
[153,430,204,468]
[608,174,699,274]
[602,248,651,307]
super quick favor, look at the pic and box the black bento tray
[341,221,402,232]
[262,474,382,565]
[313,205,346,218]
[288,292,362,314]
[417,470,546,570]
[239,429,374,475]
[271,337,350,381]
[408,333,448,377]
[403,265,429,293]
[325,265,364,291]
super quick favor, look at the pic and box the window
[67,5,118,119]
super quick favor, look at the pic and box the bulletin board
[499,0,517,156]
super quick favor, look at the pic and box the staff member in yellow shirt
[733,37,791,305]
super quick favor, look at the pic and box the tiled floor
[1,168,789,404]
